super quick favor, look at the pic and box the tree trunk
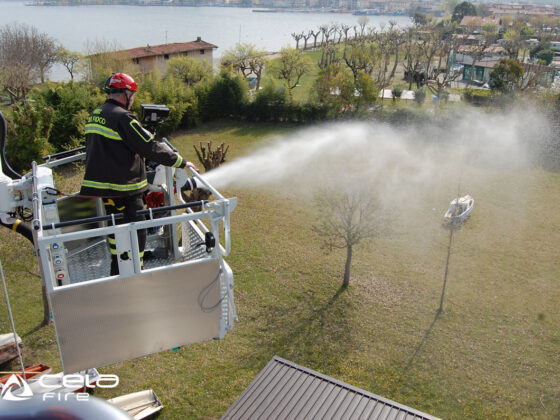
[343,245,352,288]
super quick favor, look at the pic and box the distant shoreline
[25,1,407,16]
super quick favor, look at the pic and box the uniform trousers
[103,194,146,276]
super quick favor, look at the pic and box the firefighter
[80,73,197,275]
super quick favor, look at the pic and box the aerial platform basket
[30,152,237,374]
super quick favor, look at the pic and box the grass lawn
[0,119,559,419]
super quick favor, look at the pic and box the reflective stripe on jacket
[80,99,184,197]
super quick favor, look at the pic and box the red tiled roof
[118,40,217,59]
[458,45,506,54]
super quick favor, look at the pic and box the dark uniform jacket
[80,99,184,197]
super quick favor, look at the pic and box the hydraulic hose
[0,219,34,244]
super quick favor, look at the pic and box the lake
[1,0,410,79]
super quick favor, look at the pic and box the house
[455,45,508,65]
[461,59,500,83]
[488,3,559,18]
[550,41,560,52]
[117,37,217,74]
[453,34,479,46]
[527,38,540,48]
[460,60,555,87]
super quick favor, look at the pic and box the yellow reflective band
[12,219,21,231]
[103,199,116,207]
[172,155,183,168]
[109,248,118,255]
[85,123,122,141]
[117,206,125,211]
[139,251,144,257]
[107,237,116,245]
[129,120,153,143]
[81,179,148,192]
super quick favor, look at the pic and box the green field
[0,120,559,419]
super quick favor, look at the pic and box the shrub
[463,88,492,105]
[134,72,200,135]
[5,102,54,172]
[413,87,426,105]
[34,82,105,152]
[312,64,377,119]
[246,80,289,121]
[391,85,403,101]
[197,70,248,121]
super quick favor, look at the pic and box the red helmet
[104,73,137,93]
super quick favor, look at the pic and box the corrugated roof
[118,39,217,59]
[222,356,440,420]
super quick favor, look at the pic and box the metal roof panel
[222,357,440,420]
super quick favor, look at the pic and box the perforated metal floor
[66,222,207,284]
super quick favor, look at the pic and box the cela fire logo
[0,374,34,401]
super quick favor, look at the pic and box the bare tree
[501,28,523,59]
[34,32,59,83]
[221,43,253,78]
[318,44,339,70]
[370,25,403,90]
[514,62,552,91]
[425,24,466,100]
[386,22,405,80]
[182,141,230,207]
[319,25,335,46]
[193,141,229,172]
[313,188,382,288]
[302,31,312,50]
[402,27,425,89]
[291,32,303,50]
[249,54,267,91]
[420,25,441,78]
[357,16,369,39]
[0,23,59,103]
[334,24,344,44]
[310,29,321,49]
[343,39,376,81]
[340,24,351,43]
[84,39,135,87]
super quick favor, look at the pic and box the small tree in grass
[391,84,403,102]
[182,141,230,206]
[313,187,383,288]
[276,47,311,97]
[56,49,83,81]
[193,141,229,172]
[413,87,426,105]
